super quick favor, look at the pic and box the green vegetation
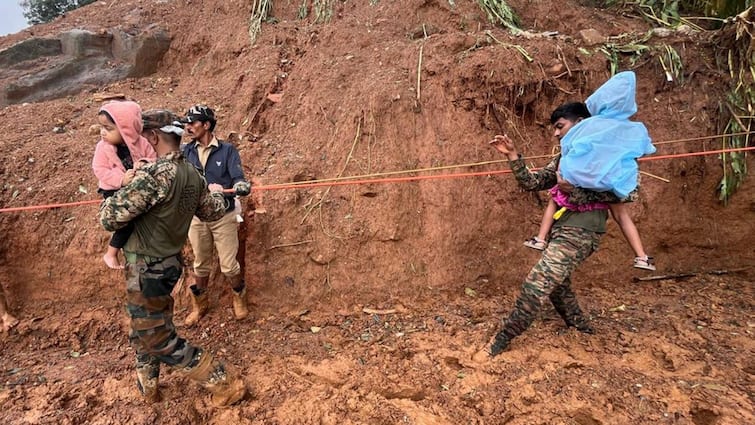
[599,33,653,75]
[715,7,754,203]
[477,0,521,32]
[249,0,272,44]
[658,44,684,83]
[297,0,334,22]
[603,0,754,26]
[20,0,96,24]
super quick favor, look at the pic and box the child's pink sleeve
[92,141,125,190]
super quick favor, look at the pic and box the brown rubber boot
[183,351,247,407]
[184,275,210,327]
[227,274,249,320]
[135,357,161,403]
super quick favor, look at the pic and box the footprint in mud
[690,407,720,425]
[471,349,490,364]
[571,407,602,425]
[442,355,464,370]
[380,386,427,401]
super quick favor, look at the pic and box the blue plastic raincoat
[559,71,656,198]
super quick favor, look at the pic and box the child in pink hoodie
[92,100,156,269]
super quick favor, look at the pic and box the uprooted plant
[714,7,754,203]
[477,0,522,33]
[601,0,754,27]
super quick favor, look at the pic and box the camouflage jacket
[509,154,637,204]
[99,151,227,233]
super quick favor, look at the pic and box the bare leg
[609,204,647,257]
[0,287,18,332]
[537,199,558,241]
[103,245,124,269]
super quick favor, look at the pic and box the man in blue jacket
[181,105,252,326]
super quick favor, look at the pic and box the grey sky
[0,2,29,36]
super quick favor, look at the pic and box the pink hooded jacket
[92,101,156,190]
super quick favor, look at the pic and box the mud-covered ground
[1,0,753,424]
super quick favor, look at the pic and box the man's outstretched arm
[489,134,558,191]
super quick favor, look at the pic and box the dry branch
[269,240,314,250]
[632,267,751,282]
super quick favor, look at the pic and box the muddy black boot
[550,286,594,334]
[489,331,511,357]
[135,354,161,403]
[553,306,594,334]
[554,307,594,334]
[568,315,594,334]
[183,350,247,407]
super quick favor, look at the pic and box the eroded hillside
[0,1,753,424]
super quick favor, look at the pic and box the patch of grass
[658,44,684,83]
[599,32,652,75]
[714,7,754,203]
[602,0,753,27]
[477,0,521,33]
[298,0,334,22]
[314,0,334,23]
[298,0,308,19]
[249,0,273,44]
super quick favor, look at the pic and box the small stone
[579,29,605,46]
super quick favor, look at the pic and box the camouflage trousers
[124,254,203,372]
[498,226,602,341]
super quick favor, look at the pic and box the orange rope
[638,146,755,162]
[254,146,755,191]
[652,131,752,145]
[0,199,101,213]
[253,169,515,191]
[1,145,753,213]
[0,188,236,213]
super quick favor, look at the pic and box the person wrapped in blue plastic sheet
[559,71,656,199]
[498,71,657,271]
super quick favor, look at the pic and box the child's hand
[488,134,519,160]
[121,169,136,186]
[134,159,151,170]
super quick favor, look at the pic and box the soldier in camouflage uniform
[484,103,624,357]
[99,109,246,406]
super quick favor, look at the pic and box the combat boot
[185,275,210,327]
[489,331,511,356]
[550,291,594,334]
[553,305,594,334]
[567,317,595,334]
[183,351,247,407]
[227,274,249,320]
[135,356,161,403]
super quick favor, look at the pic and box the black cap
[182,105,216,125]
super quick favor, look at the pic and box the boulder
[0,26,171,106]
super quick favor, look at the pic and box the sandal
[633,256,656,271]
[523,237,547,251]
